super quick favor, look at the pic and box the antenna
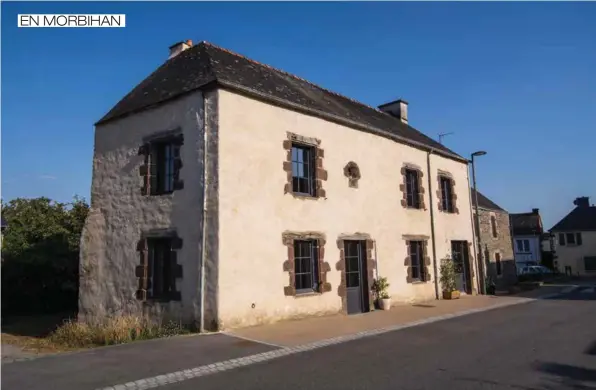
[438,132,454,144]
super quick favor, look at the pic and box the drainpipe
[199,97,208,333]
[374,239,379,278]
[426,149,440,300]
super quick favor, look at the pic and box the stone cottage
[471,189,516,289]
[79,40,479,330]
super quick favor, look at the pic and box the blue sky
[2,2,595,229]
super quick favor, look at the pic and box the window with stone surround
[294,240,320,293]
[491,215,498,238]
[282,232,331,296]
[136,233,183,301]
[439,176,454,213]
[495,252,502,276]
[139,133,184,195]
[283,133,327,199]
[403,237,431,283]
[405,169,421,208]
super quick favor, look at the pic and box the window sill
[411,280,429,285]
[290,192,321,201]
[405,206,426,211]
[294,291,322,298]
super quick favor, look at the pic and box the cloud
[38,175,57,180]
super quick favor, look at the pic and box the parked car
[518,265,553,282]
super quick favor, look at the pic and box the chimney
[573,196,590,208]
[168,39,193,59]
[532,208,539,215]
[378,99,408,124]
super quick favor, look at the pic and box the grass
[2,314,192,354]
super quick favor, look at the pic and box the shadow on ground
[1,312,74,338]
[535,361,596,390]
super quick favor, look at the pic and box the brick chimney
[378,99,408,124]
[169,40,192,59]
[573,196,590,208]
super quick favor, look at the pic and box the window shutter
[135,238,148,301]
[576,233,582,246]
[559,233,566,246]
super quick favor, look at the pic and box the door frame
[344,240,369,314]
[451,240,473,294]
[337,234,375,315]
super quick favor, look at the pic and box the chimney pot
[573,196,590,208]
[168,40,193,59]
[378,99,408,124]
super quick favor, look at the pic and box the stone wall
[477,209,516,287]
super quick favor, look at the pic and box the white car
[519,265,552,275]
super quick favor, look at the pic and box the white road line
[94,296,552,390]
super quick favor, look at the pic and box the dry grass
[2,314,191,354]
[48,316,190,348]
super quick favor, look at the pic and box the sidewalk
[228,292,552,348]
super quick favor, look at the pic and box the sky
[2,2,595,229]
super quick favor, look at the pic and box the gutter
[199,96,208,333]
[426,149,440,300]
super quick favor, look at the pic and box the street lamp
[471,151,487,294]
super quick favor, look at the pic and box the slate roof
[471,189,506,212]
[510,212,543,236]
[97,41,465,161]
[550,206,596,232]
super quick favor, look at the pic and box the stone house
[79,40,479,330]
[471,189,516,288]
[550,196,596,276]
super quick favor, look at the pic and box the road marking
[95,296,551,390]
[580,287,595,294]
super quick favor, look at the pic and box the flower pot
[442,290,461,300]
[379,298,392,310]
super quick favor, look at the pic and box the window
[147,237,175,300]
[153,141,181,194]
[516,239,530,252]
[491,215,498,238]
[559,233,566,246]
[566,233,576,245]
[294,240,319,293]
[409,241,426,281]
[576,232,583,246]
[139,135,183,196]
[495,252,502,276]
[585,256,596,272]
[291,144,315,196]
[440,177,454,213]
[405,169,421,208]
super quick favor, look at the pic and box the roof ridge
[199,41,394,118]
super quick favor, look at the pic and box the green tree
[1,197,89,315]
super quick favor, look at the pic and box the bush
[439,256,457,292]
[372,277,390,299]
[49,316,190,348]
[1,197,88,315]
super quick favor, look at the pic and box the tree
[1,197,89,315]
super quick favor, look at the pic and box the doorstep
[227,294,528,348]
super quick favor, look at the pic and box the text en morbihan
[18,14,126,28]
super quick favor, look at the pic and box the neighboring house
[79,40,478,330]
[1,216,6,254]
[471,189,516,288]
[550,196,596,276]
[510,209,544,269]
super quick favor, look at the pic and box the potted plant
[440,256,460,300]
[372,277,391,310]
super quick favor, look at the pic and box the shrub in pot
[440,256,460,300]
[372,277,391,310]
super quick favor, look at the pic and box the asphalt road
[165,286,596,390]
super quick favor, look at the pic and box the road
[2,286,595,390]
[163,286,596,390]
